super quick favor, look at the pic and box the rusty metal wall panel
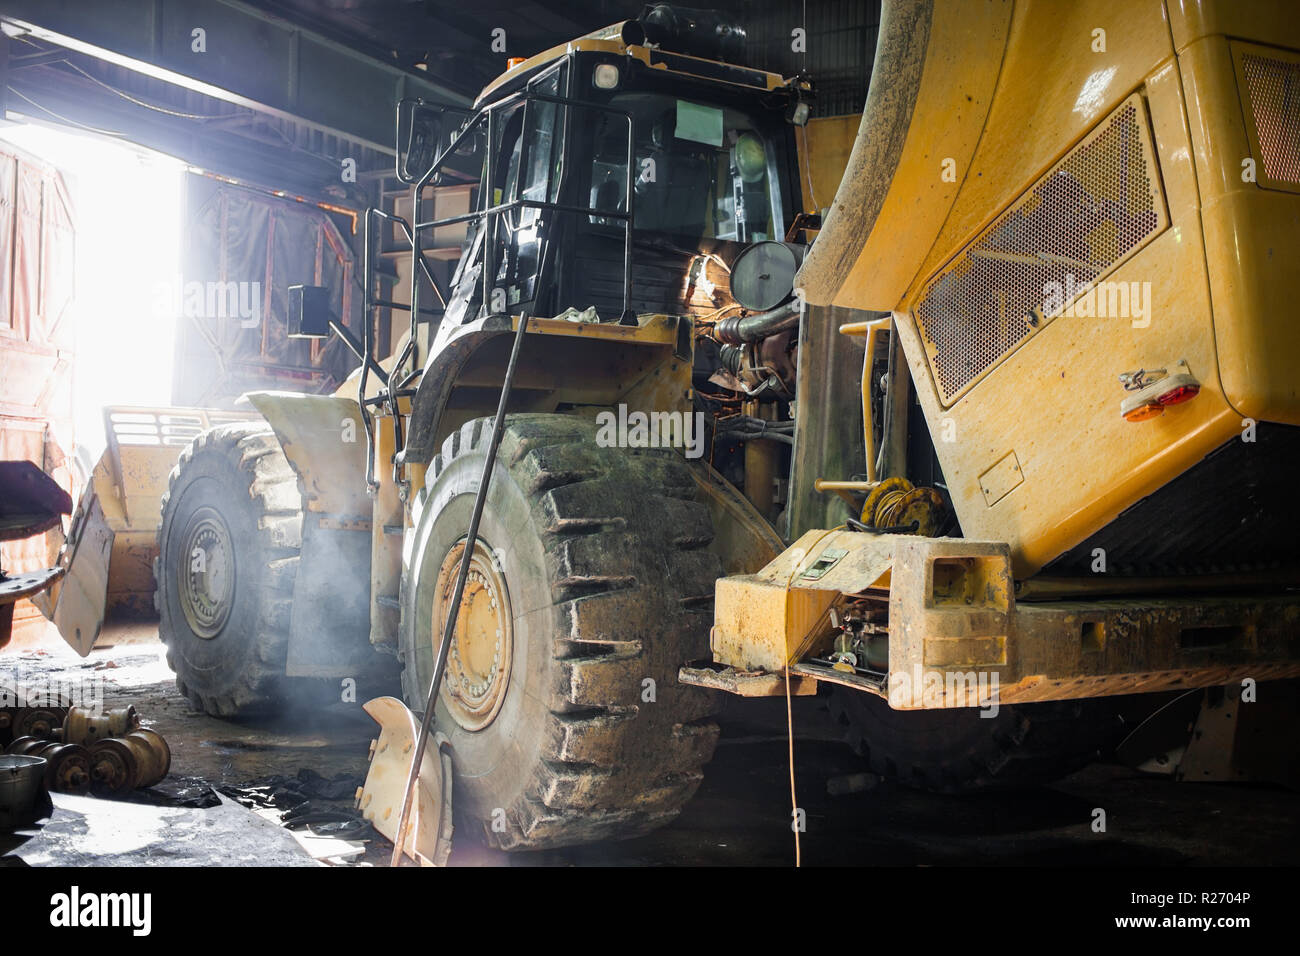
[0,143,77,633]
[11,162,41,341]
[39,174,75,350]
[0,153,14,333]
[171,174,362,407]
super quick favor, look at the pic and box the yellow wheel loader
[51,0,1300,850]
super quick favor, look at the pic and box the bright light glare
[0,121,184,465]
[1072,67,1118,122]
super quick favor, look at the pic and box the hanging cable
[63,61,237,121]
[778,525,846,867]
[784,659,800,868]
[4,86,126,136]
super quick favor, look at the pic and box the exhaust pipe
[712,301,801,345]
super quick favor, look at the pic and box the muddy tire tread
[401,414,722,849]
[155,422,302,717]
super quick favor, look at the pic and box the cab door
[442,65,566,325]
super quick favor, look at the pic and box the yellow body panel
[797,0,1011,308]
[712,529,894,672]
[798,0,1300,576]
[370,414,403,646]
[1182,37,1300,423]
[242,392,369,520]
[906,0,1172,292]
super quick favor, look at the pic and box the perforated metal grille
[914,97,1165,404]
[1241,52,1300,186]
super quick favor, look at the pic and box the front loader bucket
[44,490,113,657]
[93,406,262,619]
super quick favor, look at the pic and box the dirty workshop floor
[3,621,1298,867]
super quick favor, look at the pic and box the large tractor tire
[400,414,722,850]
[155,423,303,716]
[829,688,1129,792]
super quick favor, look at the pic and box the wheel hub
[178,507,235,639]
[433,539,512,732]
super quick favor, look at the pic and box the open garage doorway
[0,121,184,468]
[0,119,184,647]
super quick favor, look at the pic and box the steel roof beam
[0,0,470,154]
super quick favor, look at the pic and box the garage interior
[1,0,1298,882]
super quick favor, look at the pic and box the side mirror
[396,99,444,184]
[287,285,332,339]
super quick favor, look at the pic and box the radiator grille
[914,96,1166,405]
[1241,51,1300,187]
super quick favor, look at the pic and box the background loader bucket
[45,405,261,656]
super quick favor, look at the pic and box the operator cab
[398,30,806,333]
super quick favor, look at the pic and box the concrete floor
[4,621,1297,867]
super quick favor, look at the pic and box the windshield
[587,92,785,243]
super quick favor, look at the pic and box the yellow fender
[240,391,369,520]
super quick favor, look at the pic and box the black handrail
[358,82,643,497]
[407,88,638,322]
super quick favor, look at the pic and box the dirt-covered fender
[241,391,379,678]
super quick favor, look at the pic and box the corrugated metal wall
[0,142,78,634]
[742,0,882,117]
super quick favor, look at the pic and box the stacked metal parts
[1,702,170,798]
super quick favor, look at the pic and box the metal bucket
[0,754,47,828]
